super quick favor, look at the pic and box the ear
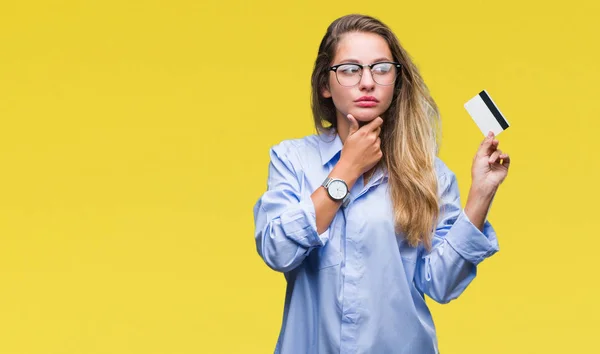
[322,84,332,98]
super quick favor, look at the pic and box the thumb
[346,114,359,135]
[477,131,497,157]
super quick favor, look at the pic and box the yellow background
[1,0,598,353]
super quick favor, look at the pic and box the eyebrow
[338,57,394,64]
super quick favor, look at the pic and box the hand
[471,131,511,194]
[339,114,383,179]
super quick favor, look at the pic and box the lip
[355,96,379,102]
[356,101,378,108]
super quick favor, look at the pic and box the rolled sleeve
[278,198,329,248]
[253,142,329,272]
[444,210,499,266]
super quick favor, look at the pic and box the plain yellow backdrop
[1,0,598,353]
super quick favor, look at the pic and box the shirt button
[344,313,357,323]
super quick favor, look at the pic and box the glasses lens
[371,63,398,86]
[335,64,362,87]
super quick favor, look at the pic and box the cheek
[330,87,351,107]
[386,87,396,102]
[380,88,395,110]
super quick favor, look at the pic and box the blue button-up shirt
[253,132,499,354]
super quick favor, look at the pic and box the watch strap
[341,194,351,208]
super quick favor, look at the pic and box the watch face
[328,180,348,200]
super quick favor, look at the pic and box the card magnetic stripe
[478,90,509,130]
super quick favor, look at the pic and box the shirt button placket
[340,206,362,353]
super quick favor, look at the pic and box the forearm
[464,185,497,231]
[311,160,359,234]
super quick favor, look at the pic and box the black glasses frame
[329,61,402,87]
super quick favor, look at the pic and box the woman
[253,14,510,354]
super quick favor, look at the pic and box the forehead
[333,32,393,63]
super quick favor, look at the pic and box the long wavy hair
[311,14,442,250]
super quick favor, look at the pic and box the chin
[351,111,383,122]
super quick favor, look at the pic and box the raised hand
[339,114,383,179]
[471,131,511,193]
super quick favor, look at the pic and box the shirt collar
[318,131,343,166]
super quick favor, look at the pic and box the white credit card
[464,90,509,136]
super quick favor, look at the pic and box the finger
[488,149,502,164]
[347,114,359,135]
[500,154,510,169]
[364,117,383,131]
[375,127,382,137]
[478,131,497,157]
[375,137,381,147]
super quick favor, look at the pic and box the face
[322,31,396,125]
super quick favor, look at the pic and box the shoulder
[434,156,458,182]
[434,157,453,177]
[269,134,321,163]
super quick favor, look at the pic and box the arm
[415,132,511,303]
[414,170,499,304]
[464,185,497,231]
[465,131,510,231]
[253,145,358,272]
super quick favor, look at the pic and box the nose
[358,67,376,91]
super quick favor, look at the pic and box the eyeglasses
[329,61,402,87]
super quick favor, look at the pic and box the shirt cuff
[279,198,328,248]
[444,209,499,266]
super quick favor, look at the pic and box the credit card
[464,90,509,136]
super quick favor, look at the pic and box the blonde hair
[310,14,441,250]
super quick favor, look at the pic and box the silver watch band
[321,177,333,188]
[341,194,350,208]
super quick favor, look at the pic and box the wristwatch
[322,177,351,207]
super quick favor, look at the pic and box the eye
[372,63,393,75]
[337,64,361,75]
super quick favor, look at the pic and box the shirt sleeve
[414,166,499,304]
[253,143,330,272]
